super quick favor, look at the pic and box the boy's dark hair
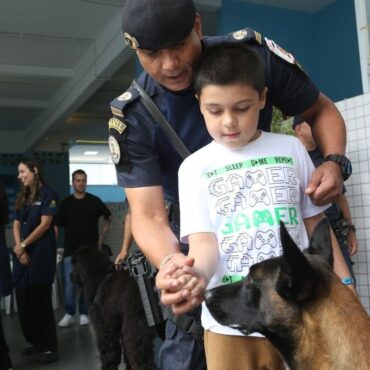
[194,42,265,96]
[72,169,87,181]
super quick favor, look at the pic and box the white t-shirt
[179,131,327,336]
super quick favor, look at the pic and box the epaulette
[109,86,140,117]
[226,28,305,73]
[226,28,264,45]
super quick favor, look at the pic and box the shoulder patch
[265,37,295,64]
[108,117,127,135]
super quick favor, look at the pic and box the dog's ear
[305,218,333,267]
[276,221,316,302]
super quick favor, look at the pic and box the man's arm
[300,93,347,205]
[125,186,185,268]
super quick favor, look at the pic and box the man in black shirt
[56,169,111,327]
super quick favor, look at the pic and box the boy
[162,42,355,370]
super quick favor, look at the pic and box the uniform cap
[122,0,196,50]
[292,116,305,129]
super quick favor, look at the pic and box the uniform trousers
[15,284,58,352]
[159,319,206,370]
[0,312,12,370]
[204,330,286,370]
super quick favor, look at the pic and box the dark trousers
[159,320,206,370]
[15,284,58,352]
[0,312,12,370]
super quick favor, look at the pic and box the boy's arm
[170,232,219,316]
[304,214,356,293]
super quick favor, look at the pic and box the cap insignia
[124,32,139,50]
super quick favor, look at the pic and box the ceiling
[0,0,342,163]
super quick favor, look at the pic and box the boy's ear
[259,87,268,110]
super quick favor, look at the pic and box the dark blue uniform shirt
[12,186,58,288]
[109,28,320,204]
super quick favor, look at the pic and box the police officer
[108,0,350,369]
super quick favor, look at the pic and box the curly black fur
[71,245,158,370]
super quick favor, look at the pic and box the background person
[293,116,358,283]
[109,0,350,368]
[12,158,59,364]
[56,169,112,328]
[0,181,13,370]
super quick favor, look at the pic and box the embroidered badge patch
[117,91,132,102]
[108,117,127,135]
[109,135,121,164]
[232,29,248,40]
[265,37,295,64]
[49,200,57,208]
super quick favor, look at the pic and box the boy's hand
[156,254,195,305]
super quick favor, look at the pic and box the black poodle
[71,245,158,370]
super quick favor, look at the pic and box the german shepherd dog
[205,219,370,370]
[71,245,158,370]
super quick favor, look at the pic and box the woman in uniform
[12,158,59,363]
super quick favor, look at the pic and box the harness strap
[132,79,191,159]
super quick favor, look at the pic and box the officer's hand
[170,267,207,316]
[156,254,195,306]
[305,161,342,205]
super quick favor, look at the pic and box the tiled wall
[336,93,370,314]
